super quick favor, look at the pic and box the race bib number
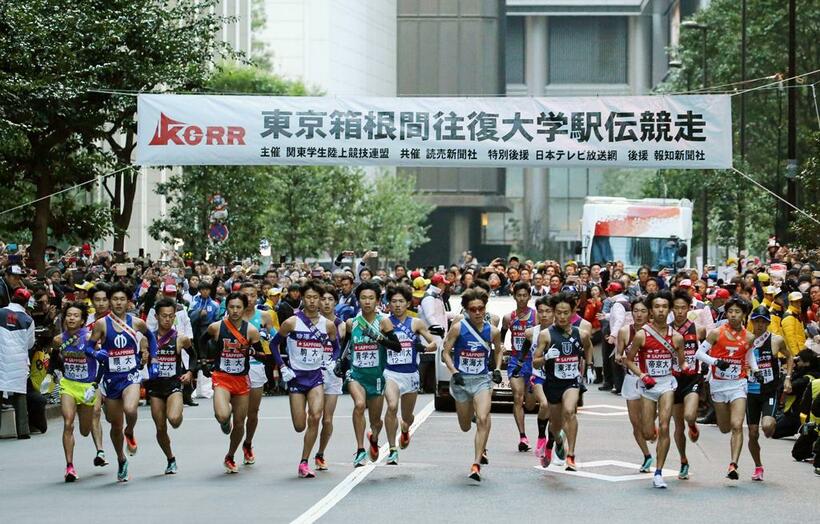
[63,354,89,381]
[714,359,741,380]
[387,341,414,366]
[156,354,177,378]
[108,348,136,373]
[353,343,380,368]
[647,358,672,377]
[294,339,323,366]
[750,363,775,384]
[554,356,579,380]
[457,350,486,375]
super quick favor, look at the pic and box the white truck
[580,197,693,273]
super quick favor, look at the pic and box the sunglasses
[468,306,486,313]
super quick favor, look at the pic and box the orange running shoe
[125,433,138,456]
[224,455,239,474]
[469,463,481,482]
[399,431,411,450]
[242,442,255,465]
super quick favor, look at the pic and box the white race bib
[294,340,322,365]
[387,341,414,365]
[457,350,485,375]
[353,343,380,368]
[554,356,580,379]
[63,354,89,381]
[108,348,136,373]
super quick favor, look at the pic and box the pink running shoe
[540,447,553,468]
[518,436,531,452]
[751,466,764,481]
[298,462,316,478]
[535,437,547,458]
[64,464,78,483]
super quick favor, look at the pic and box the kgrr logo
[148,112,246,146]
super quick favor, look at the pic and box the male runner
[614,298,653,473]
[52,302,99,482]
[442,287,503,481]
[315,285,346,471]
[84,283,109,468]
[335,281,403,467]
[204,292,262,473]
[383,284,437,465]
[85,283,153,482]
[533,292,593,472]
[239,281,275,466]
[746,306,792,480]
[144,298,196,474]
[626,291,686,489]
[669,290,706,480]
[521,296,552,460]
[501,282,538,452]
[268,280,339,478]
[696,297,761,480]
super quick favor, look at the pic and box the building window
[548,16,627,84]
[482,212,517,245]
[505,16,525,84]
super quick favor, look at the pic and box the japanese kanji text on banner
[136,94,732,169]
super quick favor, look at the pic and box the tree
[652,0,819,256]
[0,1,238,270]
[789,132,820,252]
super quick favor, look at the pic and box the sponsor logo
[148,113,245,146]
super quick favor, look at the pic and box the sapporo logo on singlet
[149,112,246,146]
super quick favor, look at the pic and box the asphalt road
[1,296,816,523]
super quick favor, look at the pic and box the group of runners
[51,277,792,488]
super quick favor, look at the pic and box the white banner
[136,94,732,169]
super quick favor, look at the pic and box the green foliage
[0,0,239,268]
[789,132,820,250]
[652,0,819,255]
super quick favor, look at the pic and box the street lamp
[680,20,709,271]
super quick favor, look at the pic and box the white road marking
[291,399,436,524]
[577,403,629,417]
[535,459,675,482]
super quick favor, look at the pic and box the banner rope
[730,166,820,227]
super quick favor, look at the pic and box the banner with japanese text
[136,94,732,169]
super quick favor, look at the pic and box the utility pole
[785,0,798,242]
[738,0,747,252]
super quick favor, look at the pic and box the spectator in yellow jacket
[782,291,806,356]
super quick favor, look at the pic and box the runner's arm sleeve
[185,343,198,374]
[378,330,403,351]
[330,337,342,361]
[695,340,716,366]
[145,328,158,361]
[266,332,285,367]
[83,338,107,362]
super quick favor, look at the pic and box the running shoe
[814,467,820,476]
[117,459,129,482]
[688,422,700,443]
[565,455,577,472]
[165,459,178,475]
[94,450,109,467]
[314,455,328,471]
[535,436,547,458]
[554,431,567,462]
[64,464,78,483]
[220,419,232,435]
[540,447,553,469]
[298,462,316,478]
[751,466,764,481]
[399,431,411,449]
[518,436,531,452]
[653,472,668,489]
[367,431,380,462]
[386,448,399,465]
[125,433,138,456]
[726,463,739,480]
[678,463,690,480]
[479,449,489,465]
[639,455,654,473]
[242,442,255,465]
[353,449,368,468]
[469,463,481,482]
[224,455,239,474]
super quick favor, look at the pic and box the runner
[669,290,706,480]
[84,283,153,482]
[746,305,792,480]
[315,284,346,471]
[334,281,403,467]
[533,292,593,472]
[143,298,196,475]
[500,282,538,452]
[238,281,275,466]
[614,297,653,473]
[85,283,109,468]
[696,297,761,480]
[520,296,552,461]
[625,290,687,489]
[51,302,99,482]
[441,287,503,481]
[383,284,438,465]
[204,292,262,474]
[267,280,339,478]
